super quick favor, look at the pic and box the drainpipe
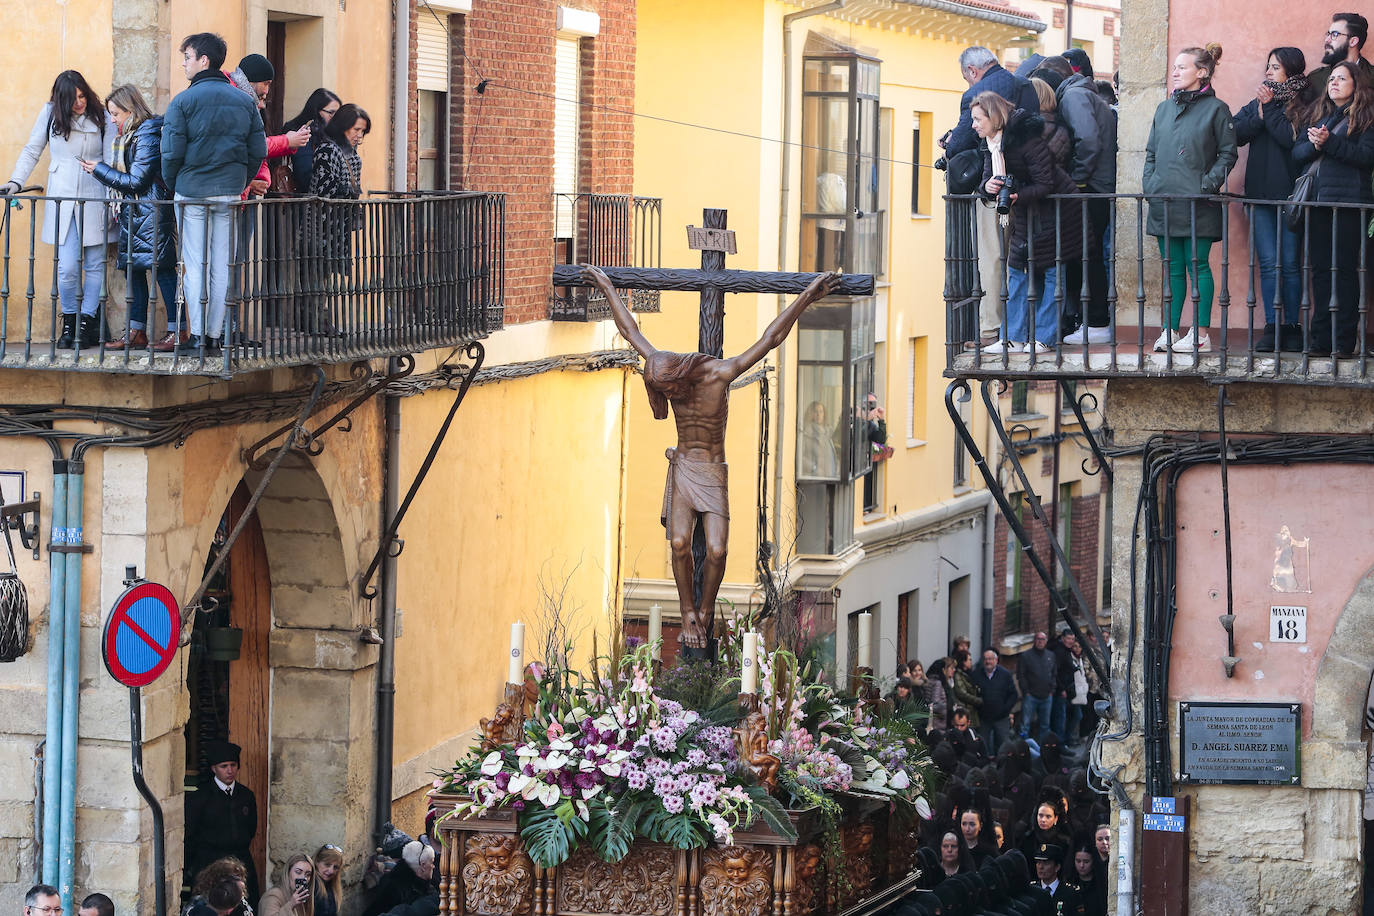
[373,359,402,845]
[41,461,67,886]
[1116,807,1136,916]
[57,458,85,910]
[772,0,847,563]
[393,0,410,191]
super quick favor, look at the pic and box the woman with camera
[259,854,315,916]
[1142,43,1237,353]
[1292,60,1374,356]
[974,91,1083,354]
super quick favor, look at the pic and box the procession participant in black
[1031,843,1086,914]
[186,740,260,903]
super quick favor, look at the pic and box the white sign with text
[1270,606,1307,643]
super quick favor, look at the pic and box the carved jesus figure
[584,265,839,649]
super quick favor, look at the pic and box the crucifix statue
[555,209,874,658]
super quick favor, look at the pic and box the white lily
[575,799,590,820]
[914,797,932,819]
[599,761,622,778]
[535,782,561,807]
[889,770,910,790]
[507,773,533,796]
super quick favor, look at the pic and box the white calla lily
[480,752,504,776]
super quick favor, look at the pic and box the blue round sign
[102,582,180,687]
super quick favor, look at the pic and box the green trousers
[1157,236,1217,330]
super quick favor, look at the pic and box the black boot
[76,314,101,349]
[1280,324,1304,352]
[1256,324,1277,351]
[56,313,77,349]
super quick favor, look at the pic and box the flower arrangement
[435,630,934,870]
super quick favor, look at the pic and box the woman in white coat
[1,71,113,349]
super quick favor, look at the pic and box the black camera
[934,156,949,171]
[994,175,1016,215]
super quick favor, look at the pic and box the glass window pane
[804,58,850,93]
[801,215,845,273]
[858,61,880,97]
[798,364,845,480]
[850,356,875,478]
[798,325,845,361]
[797,481,833,554]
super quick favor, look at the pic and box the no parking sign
[101,581,180,687]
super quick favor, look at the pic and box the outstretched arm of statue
[721,271,840,379]
[583,264,656,360]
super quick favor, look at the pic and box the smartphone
[294,878,309,891]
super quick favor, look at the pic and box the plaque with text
[1178,702,1301,785]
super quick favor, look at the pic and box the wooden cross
[552,207,874,659]
[552,208,875,358]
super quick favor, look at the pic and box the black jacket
[363,862,432,916]
[1234,97,1306,200]
[92,116,177,271]
[185,779,259,901]
[981,109,1085,271]
[971,663,1020,722]
[1293,104,1374,204]
[1055,73,1118,192]
[947,63,1040,158]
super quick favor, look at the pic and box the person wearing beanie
[227,53,311,200]
[1062,48,1095,80]
[185,739,261,904]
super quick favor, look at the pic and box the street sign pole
[128,684,165,916]
[102,567,179,916]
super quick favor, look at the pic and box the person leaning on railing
[2,70,114,350]
[1293,60,1374,357]
[1234,47,1316,353]
[304,104,369,337]
[974,92,1084,355]
[82,84,181,351]
[1142,43,1238,354]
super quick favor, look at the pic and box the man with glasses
[1310,14,1374,93]
[24,886,61,916]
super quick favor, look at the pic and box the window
[1055,483,1074,590]
[800,53,885,276]
[1061,380,1078,413]
[417,10,452,190]
[553,36,582,237]
[1010,381,1029,416]
[953,405,968,487]
[907,336,927,442]
[911,112,933,216]
[1005,493,1024,633]
[796,298,875,555]
[900,590,919,664]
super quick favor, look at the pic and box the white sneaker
[982,339,1018,354]
[1171,328,1212,352]
[1152,329,1176,352]
[1023,340,1053,354]
[1064,325,1113,345]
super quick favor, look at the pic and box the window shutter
[417,14,450,92]
[553,36,581,238]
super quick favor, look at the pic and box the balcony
[0,191,504,377]
[550,193,661,321]
[943,193,1374,386]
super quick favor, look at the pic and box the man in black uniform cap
[185,740,259,903]
[1030,844,1084,914]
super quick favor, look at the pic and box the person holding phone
[258,854,314,916]
[2,70,113,349]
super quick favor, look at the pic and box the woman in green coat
[1143,42,1239,353]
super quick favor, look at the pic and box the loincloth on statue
[660,447,729,536]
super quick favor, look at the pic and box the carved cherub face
[485,846,511,872]
[723,855,751,884]
[796,846,822,881]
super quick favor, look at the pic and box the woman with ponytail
[1234,47,1314,351]
[1142,42,1238,353]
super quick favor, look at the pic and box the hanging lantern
[0,522,29,662]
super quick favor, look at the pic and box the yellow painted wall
[391,368,631,764]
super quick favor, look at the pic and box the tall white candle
[648,604,663,660]
[856,612,873,671]
[508,621,525,684]
[741,632,759,695]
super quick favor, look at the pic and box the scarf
[987,131,1008,227]
[112,126,132,176]
[1263,74,1309,105]
[1173,84,1214,106]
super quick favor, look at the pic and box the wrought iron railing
[945,191,1374,386]
[550,193,662,320]
[0,190,504,376]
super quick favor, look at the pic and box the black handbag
[1284,158,1318,230]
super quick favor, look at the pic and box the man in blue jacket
[943,47,1040,158]
[162,32,267,354]
[971,647,1020,755]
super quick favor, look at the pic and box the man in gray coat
[162,32,267,354]
[1017,630,1057,740]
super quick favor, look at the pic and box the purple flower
[512,799,526,810]
[674,774,696,793]
[661,794,684,814]
[670,761,688,775]
[626,769,649,790]
[494,771,511,791]
[665,716,688,735]
[644,757,669,776]
[652,727,678,753]
[689,782,718,808]
[575,772,596,790]
[626,635,644,648]
[686,748,707,767]
[658,699,684,718]
[653,776,676,797]
[522,764,535,776]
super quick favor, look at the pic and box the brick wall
[402,0,636,324]
[989,492,1101,644]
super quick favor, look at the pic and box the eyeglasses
[31,907,63,915]
[1328,30,1350,39]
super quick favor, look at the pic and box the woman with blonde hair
[259,854,314,916]
[312,844,344,916]
[83,83,180,350]
[1142,42,1237,352]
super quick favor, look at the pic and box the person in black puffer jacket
[1234,47,1316,352]
[87,84,179,351]
[974,92,1084,354]
[1293,59,1374,356]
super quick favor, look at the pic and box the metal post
[128,685,166,916]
